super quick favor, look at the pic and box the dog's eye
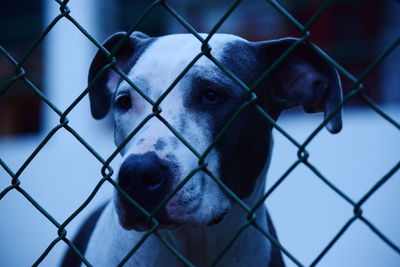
[115,94,132,110]
[201,90,224,105]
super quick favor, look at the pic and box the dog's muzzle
[116,151,178,230]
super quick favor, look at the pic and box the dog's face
[88,32,342,230]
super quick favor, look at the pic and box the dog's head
[88,32,342,230]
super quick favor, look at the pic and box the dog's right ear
[88,31,150,119]
[254,38,343,133]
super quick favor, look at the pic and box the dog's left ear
[255,38,343,133]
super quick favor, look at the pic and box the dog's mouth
[115,197,228,231]
[115,158,231,231]
[206,213,226,226]
[115,196,176,231]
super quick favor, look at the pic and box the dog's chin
[120,218,182,232]
[118,215,227,231]
[163,209,229,229]
[118,211,228,231]
[117,209,181,231]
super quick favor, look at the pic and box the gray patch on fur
[154,138,167,151]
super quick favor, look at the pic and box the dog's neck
[158,161,272,266]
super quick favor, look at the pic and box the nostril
[141,173,162,189]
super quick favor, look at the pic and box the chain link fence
[1,0,399,266]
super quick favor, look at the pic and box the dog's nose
[118,151,171,195]
[117,151,173,230]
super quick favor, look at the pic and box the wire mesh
[0,0,399,266]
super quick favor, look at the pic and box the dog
[61,31,342,266]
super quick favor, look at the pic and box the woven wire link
[0,0,399,266]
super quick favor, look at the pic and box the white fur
[85,34,273,266]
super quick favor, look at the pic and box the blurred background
[0,0,399,266]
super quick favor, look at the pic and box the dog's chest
[85,203,272,267]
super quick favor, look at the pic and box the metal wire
[0,0,399,266]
